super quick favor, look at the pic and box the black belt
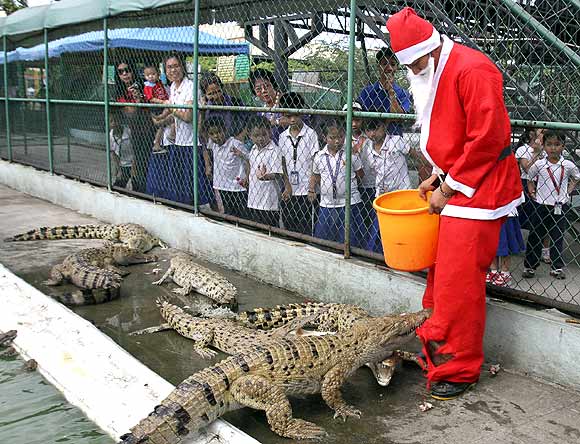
[498,146,512,161]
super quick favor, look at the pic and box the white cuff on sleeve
[446,173,476,198]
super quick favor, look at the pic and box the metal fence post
[343,0,358,259]
[44,28,53,174]
[3,35,12,162]
[103,17,112,190]
[191,0,201,213]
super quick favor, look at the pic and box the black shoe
[430,380,477,400]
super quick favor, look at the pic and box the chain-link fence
[0,0,579,312]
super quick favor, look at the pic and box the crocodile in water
[44,243,157,305]
[152,253,237,308]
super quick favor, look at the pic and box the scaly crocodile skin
[44,243,157,305]
[119,309,430,443]
[153,253,237,307]
[4,223,165,253]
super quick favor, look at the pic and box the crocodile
[44,243,157,304]
[138,300,413,387]
[118,309,430,443]
[152,253,237,308]
[0,329,17,358]
[4,223,166,253]
[131,299,330,359]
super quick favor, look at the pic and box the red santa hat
[386,7,441,65]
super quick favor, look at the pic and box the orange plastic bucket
[373,189,440,272]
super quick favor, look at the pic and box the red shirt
[143,81,169,102]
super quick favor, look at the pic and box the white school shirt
[110,126,133,167]
[312,146,362,208]
[170,77,194,146]
[528,157,580,206]
[515,144,546,180]
[369,135,411,196]
[207,137,247,192]
[248,141,284,211]
[278,124,320,196]
[356,136,376,189]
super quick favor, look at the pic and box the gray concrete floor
[1,183,580,444]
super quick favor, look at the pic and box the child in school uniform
[363,118,411,253]
[109,109,133,189]
[523,130,580,280]
[244,116,290,227]
[308,118,365,248]
[278,92,320,235]
[203,116,249,219]
[345,102,376,237]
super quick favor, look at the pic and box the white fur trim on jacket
[445,173,476,198]
[441,192,525,220]
[395,28,441,65]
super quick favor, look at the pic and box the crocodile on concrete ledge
[44,243,157,304]
[118,308,430,443]
[152,253,237,308]
[4,223,166,253]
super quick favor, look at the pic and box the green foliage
[0,0,27,15]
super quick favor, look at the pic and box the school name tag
[290,171,299,186]
[554,203,562,215]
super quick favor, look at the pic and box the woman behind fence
[147,54,212,207]
[114,60,155,193]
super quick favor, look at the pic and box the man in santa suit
[386,8,524,400]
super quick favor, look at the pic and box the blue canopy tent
[1,26,249,63]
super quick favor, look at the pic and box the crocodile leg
[106,265,130,276]
[172,285,191,296]
[152,265,173,285]
[128,324,172,336]
[321,363,362,421]
[184,327,217,359]
[44,265,66,286]
[230,375,327,440]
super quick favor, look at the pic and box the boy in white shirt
[203,116,249,219]
[308,118,365,247]
[244,116,289,227]
[278,92,320,235]
[363,118,411,252]
[109,109,133,189]
[523,130,580,280]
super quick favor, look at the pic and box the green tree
[1,0,28,15]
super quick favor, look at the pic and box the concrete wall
[2,159,580,391]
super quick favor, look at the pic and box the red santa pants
[417,215,503,384]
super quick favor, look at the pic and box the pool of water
[0,356,114,444]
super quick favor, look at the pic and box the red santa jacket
[421,36,523,220]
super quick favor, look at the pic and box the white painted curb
[0,263,260,444]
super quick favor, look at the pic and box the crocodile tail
[119,372,222,444]
[70,264,122,290]
[4,225,110,242]
[238,302,327,330]
[55,287,121,306]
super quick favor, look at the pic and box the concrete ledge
[2,159,580,392]
[0,263,259,444]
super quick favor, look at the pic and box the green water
[0,357,114,444]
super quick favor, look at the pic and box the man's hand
[205,166,212,180]
[429,187,452,215]
[418,174,439,200]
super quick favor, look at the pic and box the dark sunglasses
[117,68,131,74]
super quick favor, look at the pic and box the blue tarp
[0,26,249,63]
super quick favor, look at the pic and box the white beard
[407,56,435,128]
